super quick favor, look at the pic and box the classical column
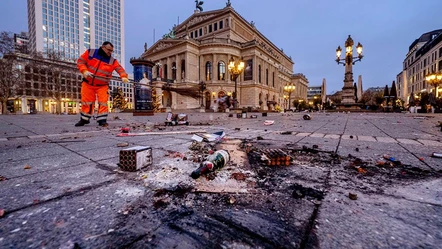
[166,57,171,81]
[176,54,181,83]
[213,53,217,81]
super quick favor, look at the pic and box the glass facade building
[27,0,125,68]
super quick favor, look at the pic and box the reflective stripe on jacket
[77,49,128,86]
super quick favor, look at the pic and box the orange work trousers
[80,82,109,122]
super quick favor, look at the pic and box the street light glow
[228,56,245,108]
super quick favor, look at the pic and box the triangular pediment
[144,40,182,55]
[175,8,229,34]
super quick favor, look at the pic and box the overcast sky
[1,0,441,94]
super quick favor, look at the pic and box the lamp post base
[335,103,363,111]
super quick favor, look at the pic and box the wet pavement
[0,111,441,248]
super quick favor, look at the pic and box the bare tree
[0,32,22,114]
[0,54,23,114]
[28,49,78,114]
[360,90,376,106]
[0,31,14,57]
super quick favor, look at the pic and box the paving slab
[1,112,442,248]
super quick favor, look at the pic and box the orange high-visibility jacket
[77,49,128,86]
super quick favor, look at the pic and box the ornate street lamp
[284,83,295,109]
[228,56,245,108]
[425,71,442,97]
[335,35,363,106]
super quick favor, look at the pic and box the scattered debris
[431,152,442,158]
[117,129,206,137]
[250,115,258,119]
[303,114,311,120]
[117,142,129,147]
[348,193,358,200]
[24,165,32,170]
[119,146,152,171]
[121,127,130,133]
[249,148,292,166]
[227,196,236,204]
[0,209,5,217]
[49,140,86,143]
[291,183,324,200]
[0,175,7,181]
[280,131,292,135]
[264,120,275,125]
[165,112,189,126]
[383,154,402,165]
[191,150,230,179]
[231,172,246,181]
[191,131,225,142]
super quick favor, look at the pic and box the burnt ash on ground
[95,139,441,249]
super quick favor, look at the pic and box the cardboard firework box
[119,146,152,171]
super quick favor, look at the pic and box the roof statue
[162,25,176,39]
[226,0,231,7]
[144,42,148,52]
[195,0,204,11]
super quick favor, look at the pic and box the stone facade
[141,5,308,111]
[397,29,442,103]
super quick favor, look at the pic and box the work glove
[82,71,93,78]
[122,77,129,83]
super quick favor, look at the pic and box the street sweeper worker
[75,41,129,127]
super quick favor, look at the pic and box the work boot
[75,119,90,127]
[98,120,108,127]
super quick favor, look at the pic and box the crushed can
[190,150,230,179]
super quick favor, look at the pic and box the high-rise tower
[27,0,125,67]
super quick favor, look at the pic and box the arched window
[272,72,275,87]
[181,59,185,79]
[266,69,269,85]
[258,65,261,83]
[218,61,226,80]
[206,61,212,81]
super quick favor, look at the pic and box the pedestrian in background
[75,41,129,127]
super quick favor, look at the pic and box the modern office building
[307,86,323,105]
[4,51,133,114]
[14,32,30,54]
[27,0,125,68]
[397,29,442,103]
[139,2,308,111]
[2,0,128,114]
